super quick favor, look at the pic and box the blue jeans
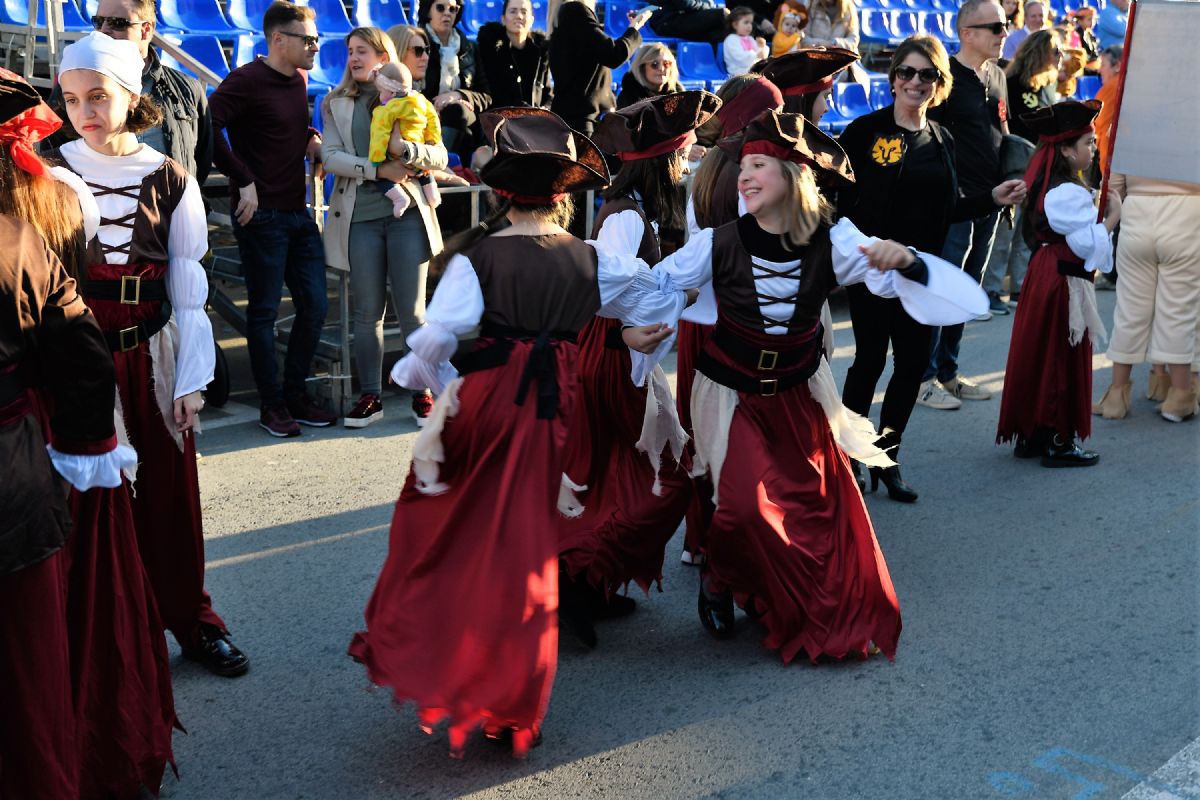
[233,208,328,409]
[982,207,1031,297]
[924,212,1000,383]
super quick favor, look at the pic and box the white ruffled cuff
[1069,223,1114,274]
[390,352,457,394]
[47,443,137,491]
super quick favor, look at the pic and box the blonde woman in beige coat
[322,26,449,428]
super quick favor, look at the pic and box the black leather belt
[695,352,817,397]
[453,323,578,419]
[1056,259,1094,282]
[81,275,169,304]
[102,300,173,353]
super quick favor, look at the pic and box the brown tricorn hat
[1019,98,1102,141]
[718,109,855,186]
[752,46,858,98]
[0,73,44,126]
[480,107,610,200]
[590,90,722,160]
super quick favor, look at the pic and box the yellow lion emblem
[871,136,903,166]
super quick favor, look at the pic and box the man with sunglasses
[915,0,1012,411]
[45,0,212,185]
[210,0,337,438]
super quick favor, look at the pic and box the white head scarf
[59,31,143,95]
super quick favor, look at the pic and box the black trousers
[649,9,728,43]
[439,103,480,162]
[841,284,933,436]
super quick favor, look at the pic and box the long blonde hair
[630,43,683,94]
[328,27,397,99]
[1007,29,1060,91]
[776,159,831,250]
[387,25,429,75]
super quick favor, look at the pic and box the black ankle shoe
[1041,436,1099,468]
[697,583,735,640]
[868,465,918,503]
[181,624,249,677]
[557,566,598,648]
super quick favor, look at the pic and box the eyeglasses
[894,65,941,84]
[434,3,460,12]
[278,30,319,47]
[966,21,1008,34]
[409,44,429,56]
[648,59,674,69]
[91,14,147,30]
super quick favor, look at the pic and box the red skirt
[67,484,178,800]
[87,261,223,643]
[707,382,902,665]
[996,249,1093,444]
[559,317,692,592]
[676,320,715,556]
[0,551,77,800]
[349,340,579,757]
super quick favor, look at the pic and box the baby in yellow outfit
[771,13,804,57]
[368,62,441,216]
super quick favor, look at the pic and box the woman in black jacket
[418,0,493,156]
[837,36,1025,501]
[476,0,551,108]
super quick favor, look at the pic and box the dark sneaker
[260,405,301,438]
[286,392,337,427]
[988,292,1010,315]
[181,624,250,677]
[344,393,383,429]
[411,390,434,428]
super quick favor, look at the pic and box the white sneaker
[972,310,993,322]
[942,376,992,401]
[916,379,962,410]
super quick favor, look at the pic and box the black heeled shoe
[868,465,919,503]
[697,579,736,640]
[557,565,597,648]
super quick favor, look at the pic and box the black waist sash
[452,322,578,419]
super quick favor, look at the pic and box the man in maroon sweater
[210,0,337,437]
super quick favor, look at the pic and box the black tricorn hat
[590,90,722,159]
[1019,98,1102,140]
[0,74,44,126]
[717,109,855,186]
[751,46,858,98]
[480,107,610,200]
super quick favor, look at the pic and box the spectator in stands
[772,13,805,57]
[838,35,1026,500]
[1002,0,1044,60]
[1056,47,1086,99]
[617,43,684,108]
[917,0,1010,411]
[802,0,859,52]
[416,0,492,158]
[389,24,431,80]
[46,0,211,184]
[646,0,729,46]
[1094,44,1121,171]
[982,28,1059,315]
[210,1,336,436]
[549,0,649,135]
[1070,8,1100,72]
[1002,0,1023,35]
[723,7,769,76]
[1096,0,1128,49]
[477,0,551,108]
[321,27,448,429]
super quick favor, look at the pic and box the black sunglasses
[91,14,147,30]
[966,21,1008,34]
[894,65,941,84]
[409,44,429,56]
[278,30,319,47]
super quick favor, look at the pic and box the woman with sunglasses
[412,0,492,159]
[617,43,684,109]
[477,0,551,109]
[836,36,1025,501]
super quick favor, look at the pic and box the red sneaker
[344,393,383,429]
[286,392,337,427]
[260,405,301,438]
[411,390,434,428]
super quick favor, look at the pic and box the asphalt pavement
[164,289,1199,800]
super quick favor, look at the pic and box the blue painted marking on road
[988,771,1036,796]
[989,747,1200,799]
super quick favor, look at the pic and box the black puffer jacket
[476,22,551,108]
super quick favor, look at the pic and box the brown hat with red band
[716,76,784,136]
[751,46,858,98]
[591,90,722,162]
[480,107,610,202]
[718,109,855,186]
[1019,98,1102,142]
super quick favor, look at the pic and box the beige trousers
[1107,194,1200,367]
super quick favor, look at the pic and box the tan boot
[1160,386,1198,423]
[1092,382,1131,419]
[1147,372,1171,402]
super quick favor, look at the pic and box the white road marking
[1121,738,1200,800]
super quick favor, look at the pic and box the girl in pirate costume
[638,110,988,660]
[555,90,720,649]
[997,99,1118,466]
[0,71,178,800]
[52,33,247,677]
[677,47,855,566]
[349,108,690,757]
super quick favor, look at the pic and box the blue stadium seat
[234,33,267,65]
[4,0,92,29]
[159,0,240,37]
[530,0,547,31]
[353,0,409,28]
[1073,75,1100,100]
[832,81,871,122]
[303,0,355,34]
[869,79,891,110]
[160,34,230,84]
[934,11,958,42]
[859,9,893,47]
[889,10,920,41]
[678,77,709,91]
[928,0,956,9]
[460,0,500,34]
[677,40,726,86]
[606,0,674,43]
[226,0,275,31]
[611,61,629,95]
[308,37,347,90]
